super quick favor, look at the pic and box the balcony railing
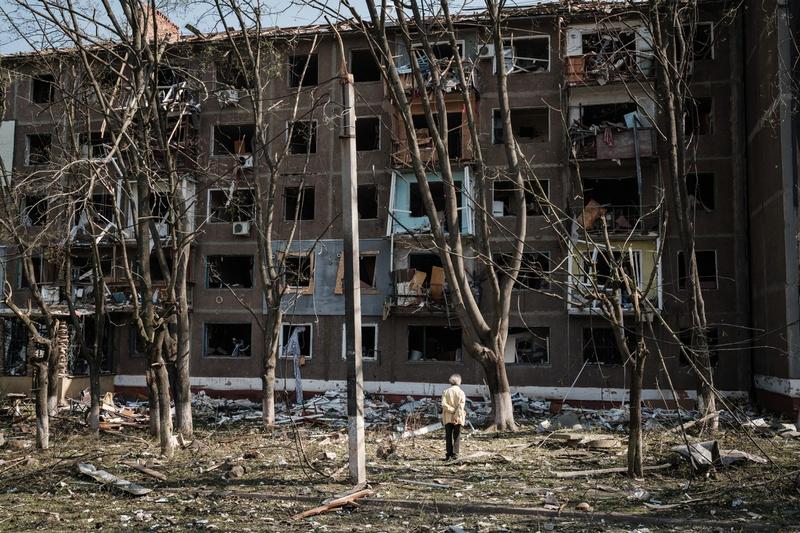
[574,204,661,235]
[570,127,656,161]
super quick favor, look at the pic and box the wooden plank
[291,489,372,520]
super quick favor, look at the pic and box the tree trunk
[627,352,645,478]
[47,343,60,417]
[87,356,101,431]
[155,360,174,458]
[146,367,160,437]
[174,250,193,439]
[262,312,282,427]
[481,352,516,431]
[33,361,49,449]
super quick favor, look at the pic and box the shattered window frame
[492,179,550,217]
[282,252,314,293]
[212,124,256,156]
[207,187,256,223]
[203,322,253,358]
[491,107,550,144]
[22,194,48,227]
[2,318,29,376]
[507,327,550,366]
[340,323,379,361]
[279,323,313,359]
[205,255,255,289]
[287,120,318,155]
[410,40,465,64]
[31,74,55,104]
[496,35,551,74]
[26,133,52,166]
[407,325,463,362]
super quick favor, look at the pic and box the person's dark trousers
[445,423,462,458]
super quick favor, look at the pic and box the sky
[0,0,368,55]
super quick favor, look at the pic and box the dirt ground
[1,400,799,532]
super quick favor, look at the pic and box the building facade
[0,1,797,417]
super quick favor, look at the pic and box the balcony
[564,26,653,87]
[574,203,661,237]
[570,127,656,162]
[567,238,662,315]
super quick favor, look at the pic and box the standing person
[441,374,466,460]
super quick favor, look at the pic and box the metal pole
[340,70,366,485]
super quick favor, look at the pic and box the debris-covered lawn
[1,392,799,532]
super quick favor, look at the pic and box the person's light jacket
[441,385,466,425]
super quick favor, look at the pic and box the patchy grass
[0,404,798,532]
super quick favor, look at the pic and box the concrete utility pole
[339,58,367,485]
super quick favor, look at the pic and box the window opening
[686,172,714,211]
[342,324,379,360]
[288,121,317,154]
[23,195,48,226]
[32,74,55,104]
[357,185,378,219]
[494,252,551,290]
[493,108,548,144]
[356,117,380,151]
[506,327,549,364]
[281,324,312,358]
[27,134,52,165]
[493,180,549,217]
[2,318,28,375]
[204,323,252,357]
[678,250,717,290]
[583,327,636,365]
[208,188,255,222]
[213,124,255,156]
[685,98,712,136]
[679,327,720,366]
[407,325,462,361]
[206,255,254,288]
[284,186,315,220]
[351,50,381,82]
[284,254,313,290]
[289,54,318,87]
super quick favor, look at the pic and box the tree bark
[146,367,160,438]
[33,360,50,449]
[154,359,174,458]
[627,349,646,477]
[481,351,515,431]
[46,332,61,416]
[262,311,282,426]
[87,357,101,431]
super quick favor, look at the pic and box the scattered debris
[672,441,767,471]
[555,463,672,479]
[576,502,593,512]
[291,489,373,520]
[76,463,152,496]
[397,422,443,439]
[125,461,167,481]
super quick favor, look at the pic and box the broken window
[351,49,381,82]
[206,255,254,289]
[26,134,51,165]
[280,323,312,358]
[580,177,640,231]
[494,252,551,290]
[289,54,318,87]
[357,185,378,219]
[685,97,713,136]
[579,102,638,129]
[69,320,113,375]
[493,180,550,217]
[678,250,718,290]
[288,121,317,154]
[504,36,549,72]
[71,252,113,282]
[493,108,549,144]
[686,172,715,211]
[684,22,714,60]
[80,132,112,159]
[147,250,173,283]
[31,74,55,104]
[22,195,48,226]
[216,58,251,89]
[408,325,462,361]
[75,193,115,229]
[678,327,720,367]
[582,249,638,289]
[506,327,549,365]
[204,323,252,357]
[411,41,463,63]
[408,253,443,290]
[208,188,255,222]
[409,181,462,219]
[335,252,379,293]
[2,318,28,375]
[213,124,255,156]
[283,253,313,291]
[356,117,380,151]
[583,327,637,365]
[19,256,43,289]
[582,31,638,75]
[341,324,379,361]
[284,186,315,220]
[411,113,462,158]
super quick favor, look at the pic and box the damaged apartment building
[0,0,798,417]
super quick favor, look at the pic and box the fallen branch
[291,489,372,520]
[124,461,167,481]
[554,463,672,479]
[667,411,720,434]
